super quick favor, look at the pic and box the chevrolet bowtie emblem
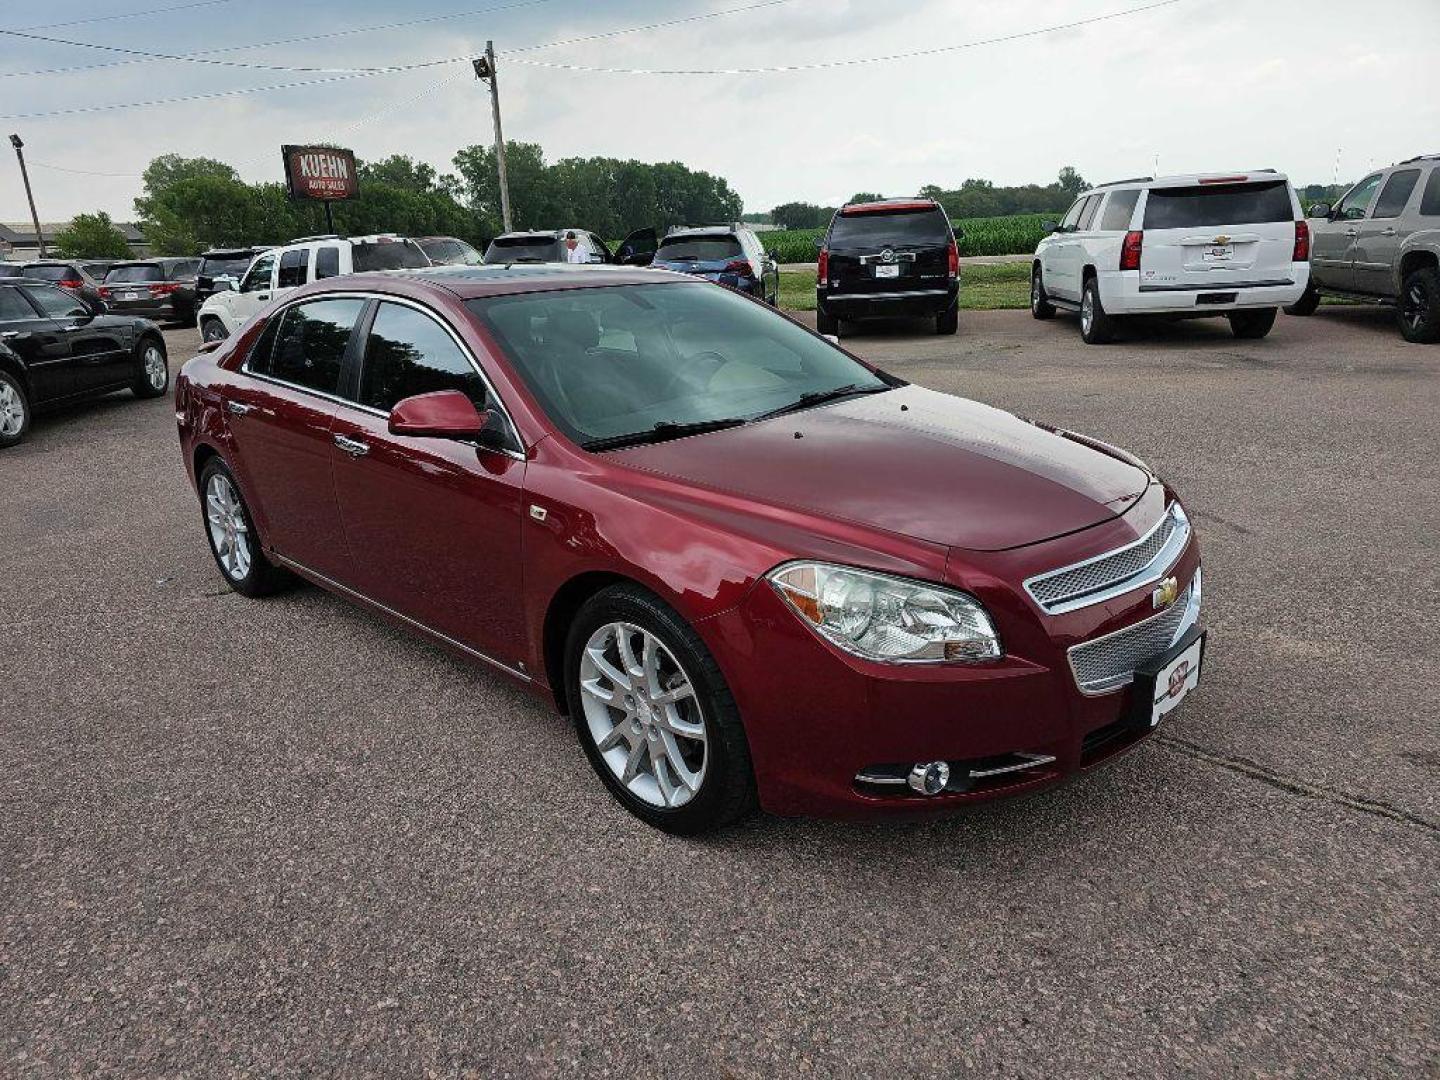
[1213,234,1231,245]
[1153,576,1180,610]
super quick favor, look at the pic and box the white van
[1031,172,1310,343]
[197,234,430,341]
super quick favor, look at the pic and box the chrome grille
[1026,503,1190,615]
[1068,571,1200,695]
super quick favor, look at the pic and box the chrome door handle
[1381,227,1397,236]
[0,330,19,339]
[1344,228,1359,237]
[333,434,370,457]
[225,401,252,416]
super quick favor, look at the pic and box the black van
[815,199,960,335]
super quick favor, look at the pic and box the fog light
[907,761,950,796]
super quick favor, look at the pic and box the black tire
[197,457,291,598]
[564,583,757,835]
[1398,266,1440,344]
[201,318,229,343]
[1030,265,1056,319]
[815,304,838,336]
[935,303,959,335]
[174,301,197,328]
[1080,275,1116,344]
[1229,308,1278,340]
[132,336,169,398]
[1284,282,1320,316]
[0,368,32,449]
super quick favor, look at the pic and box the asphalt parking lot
[2,305,1436,1077]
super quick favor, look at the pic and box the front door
[1353,168,1420,297]
[23,284,131,392]
[228,251,278,329]
[1313,172,1384,292]
[222,296,366,582]
[1046,197,1089,299]
[329,299,528,668]
[0,286,72,402]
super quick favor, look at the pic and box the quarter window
[265,298,365,395]
[1335,173,1383,221]
[359,301,492,413]
[1099,189,1141,231]
[26,284,89,319]
[277,248,309,289]
[1372,169,1420,219]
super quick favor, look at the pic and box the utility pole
[9,134,45,258]
[473,42,513,233]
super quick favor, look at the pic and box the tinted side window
[1100,189,1140,231]
[1077,195,1101,230]
[0,288,37,320]
[1372,169,1420,219]
[241,254,275,292]
[359,302,491,413]
[277,248,309,289]
[1422,169,1440,217]
[314,246,341,279]
[26,285,89,319]
[268,298,365,395]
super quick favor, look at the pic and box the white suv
[197,234,430,341]
[1031,172,1310,343]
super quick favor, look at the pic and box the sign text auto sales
[281,145,359,202]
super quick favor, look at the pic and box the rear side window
[1100,189,1141,231]
[277,248,309,289]
[351,240,429,272]
[1143,181,1294,229]
[657,236,744,261]
[1372,169,1420,219]
[315,246,341,279]
[829,207,951,247]
[0,288,36,320]
[264,298,365,395]
[105,264,162,284]
[358,301,491,413]
[1422,169,1440,217]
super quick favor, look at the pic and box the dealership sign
[282,145,359,201]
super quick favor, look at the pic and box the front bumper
[1100,265,1309,314]
[701,511,1202,818]
[818,282,959,321]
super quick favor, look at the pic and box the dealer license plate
[1203,244,1233,262]
[874,264,900,279]
[1136,631,1204,727]
[122,290,143,301]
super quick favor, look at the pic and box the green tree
[1057,165,1087,199]
[770,201,834,230]
[453,141,551,234]
[52,212,132,259]
[358,154,457,196]
[848,191,884,204]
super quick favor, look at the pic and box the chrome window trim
[238,289,526,461]
[1067,568,1201,696]
[1024,502,1191,616]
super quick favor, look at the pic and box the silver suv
[1289,154,1440,343]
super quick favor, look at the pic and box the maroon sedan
[175,265,1204,833]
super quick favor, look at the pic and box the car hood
[611,385,1151,552]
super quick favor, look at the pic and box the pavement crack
[1154,734,1440,837]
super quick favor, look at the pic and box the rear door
[826,205,952,299]
[1138,178,1299,292]
[1353,168,1421,297]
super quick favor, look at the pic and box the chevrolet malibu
[175,265,1204,834]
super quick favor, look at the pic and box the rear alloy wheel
[1228,308,1278,340]
[1284,282,1320,316]
[567,584,756,834]
[132,338,169,398]
[1031,266,1056,319]
[935,303,959,335]
[0,370,31,448]
[1079,276,1115,344]
[1398,267,1440,344]
[201,318,229,343]
[198,459,291,598]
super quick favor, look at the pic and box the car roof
[839,198,942,214]
[201,247,267,257]
[321,263,687,300]
[662,226,740,239]
[1087,170,1290,193]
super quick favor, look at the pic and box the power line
[0,26,390,73]
[5,0,238,33]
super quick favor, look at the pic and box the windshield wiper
[581,417,747,452]
[754,383,890,422]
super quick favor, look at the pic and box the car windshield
[466,282,894,449]
[21,265,75,282]
[485,236,563,264]
[200,255,252,278]
[106,264,163,284]
[830,208,950,248]
[0,264,24,278]
[1143,181,1293,229]
[351,240,429,272]
[656,237,743,262]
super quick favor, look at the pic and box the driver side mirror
[1042,220,1060,234]
[1307,202,1332,219]
[389,390,492,441]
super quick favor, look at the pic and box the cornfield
[760,213,1051,262]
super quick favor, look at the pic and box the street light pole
[473,42,513,233]
[9,134,46,258]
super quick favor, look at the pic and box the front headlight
[767,562,1002,664]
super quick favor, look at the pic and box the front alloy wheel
[197,459,290,597]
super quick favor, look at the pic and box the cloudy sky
[3,0,1437,223]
